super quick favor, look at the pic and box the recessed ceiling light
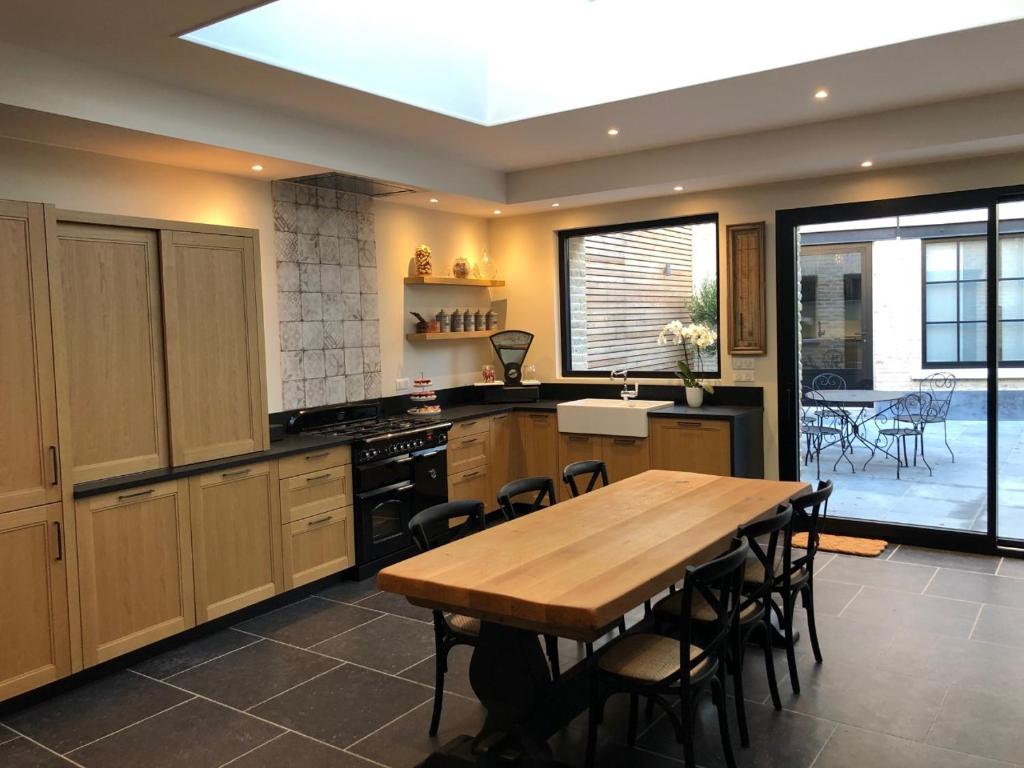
[607,127,619,136]
[551,202,560,208]
[493,209,502,215]
[250,163,264,171]
[860,160,874,168]
[813,89,829,100]
[429,197,439,203]
[673,185,684,192]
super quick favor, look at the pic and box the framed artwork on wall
[727,221,767,355]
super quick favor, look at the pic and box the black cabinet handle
[306,515,332,527]
[305,452,330,461]
[222,468,252,479]
[118,488,155,502]
[53,521,63,561]
[50,446,59,486]
[305,473,331,483]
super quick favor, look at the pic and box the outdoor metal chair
[801,388,855,479]
[865,392,937,479]
[896,372,957,462]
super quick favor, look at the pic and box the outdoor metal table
[804,389,912,467]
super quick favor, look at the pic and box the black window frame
[557,213,721,379]
[921,234,1024,369]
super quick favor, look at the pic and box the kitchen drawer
[448,432,488,475]
[278,445,351,479]
[449,418,490,441]
[650,418,731,476]
[279,464,351,524]
[80,479,183,511]
[282,506,354,589]
[448,464,490,512]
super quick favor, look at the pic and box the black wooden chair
[562,460,608,497]
[651,504,793,747]
[495,476,563,678]
[584,539,749,768]
[497,476,556,520]
[408,500,487,736]
[753,481,832,695]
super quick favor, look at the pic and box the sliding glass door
[777,185,1024,553]
[998,198,1024,544]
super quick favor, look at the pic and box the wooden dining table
[378,470,809,766]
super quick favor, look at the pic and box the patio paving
[803,418,1024,540]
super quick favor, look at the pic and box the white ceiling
[3,0,1024,210]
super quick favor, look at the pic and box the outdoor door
[997,198,1024,545]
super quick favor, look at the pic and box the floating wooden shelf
[406,330,496,342]
[404,276,505,287]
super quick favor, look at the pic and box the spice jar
[462,308,473,331]
[451,309,464,332]
[436,308,450,333]
[473,309,484,331]
[485,309,498,330]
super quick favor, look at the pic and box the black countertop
[74,399,761,498]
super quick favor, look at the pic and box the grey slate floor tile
[815,724,1013,768]
[312,613,435,674]
[0,737,77,767]
[131,629,259,680]
[221,731,377,768]
[235,597,382,647]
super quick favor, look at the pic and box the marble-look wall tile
[278,291,301,322]
[275,184,378,407]
[282,380,305,409]
[325,349,345,377]
[281,351,303,381]
[345,374,365,402]
[305,377,327,407]
[326,375,346,403]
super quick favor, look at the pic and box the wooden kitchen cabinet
[0,200,61,514]
[600,436,651,483]
[448,465,490,505]
[161,230,268,466]
[0,503,71,700]
[190,462,282,622]
[448,431,488,475]
[53,224,168,483]
[650,418,731,476]
[282,506,354,589]
[487,413,515,508]
[557,432,602,500]
[514,412,560,484]
[76,480,194,666]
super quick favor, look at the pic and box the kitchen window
[558,214,720,378]
[922,236,1024,366]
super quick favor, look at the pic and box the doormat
[793,532,888,557]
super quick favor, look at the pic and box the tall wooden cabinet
[0,200,62,513]
[0,503,70,700]
[162,231,268,465]
[513,412,560,484]
[487,413,515,506]
[53,224,168,483]
[75,481,194,666]
[189,462,282,623]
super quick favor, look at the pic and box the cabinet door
[283,507,354,589]
[650,419,732,476]
[601,436,651,483]
[557,433,603,501]
[76,481,194,666]
[514,413,560,484]
[190,462,282,622]
[54,224,168,483]
[0,200,61,513]
[448,431,488,475]
[487,413,514,509]
[448,465,490,504]
[0,503,70,701]
[280,464,351,524]
[161,231,268,466]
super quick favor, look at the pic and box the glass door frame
[776,183,1024,555]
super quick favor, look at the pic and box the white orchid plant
[658,320,718,393]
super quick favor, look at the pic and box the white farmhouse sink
[557,398,674,438]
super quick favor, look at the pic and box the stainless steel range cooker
[285,403,452,577]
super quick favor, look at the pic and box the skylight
[183,1,1024,126]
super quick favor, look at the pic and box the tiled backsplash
[272,181,381,410]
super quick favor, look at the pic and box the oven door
[355,480,416,561]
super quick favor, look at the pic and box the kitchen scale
[483,330,540,403]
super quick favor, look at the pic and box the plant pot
[685,386,704,408]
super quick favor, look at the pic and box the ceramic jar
[451,309,464,332]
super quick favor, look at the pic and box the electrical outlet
[395,377,411,392]
[734,370,756,383]
[733,358,755,370]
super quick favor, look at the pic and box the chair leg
[584,683,601,768]
[712,671,738,768]
[943,419,955,462]
[761,615,782,710]
[429,633,448,737]
[731,629,750,747]
[626,692,639,746]
[803,581,823,664]
[784,591,801,695]
[543,634,560,679]
[679,689,696,768]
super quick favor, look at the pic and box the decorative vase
[685,386,704,408]
[452,255,470,279]
[415,244,432,275]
